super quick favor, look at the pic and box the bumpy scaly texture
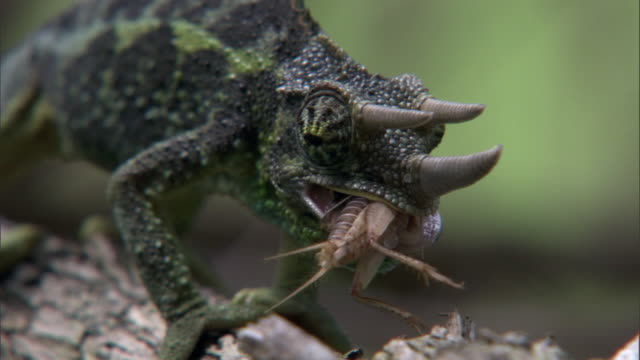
[0,1,501,359]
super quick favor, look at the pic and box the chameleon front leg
[234,233,352,351]
[107,120,263,360]
[275,233,353,350]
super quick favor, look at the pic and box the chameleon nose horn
[415,145,503,197]
[357,104,434,132]
[420,97,486,125]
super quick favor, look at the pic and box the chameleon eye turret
[297,88,353,166]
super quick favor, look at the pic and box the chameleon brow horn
[356,96,487,133]
[356,104,434,132]
[420,97,486,124]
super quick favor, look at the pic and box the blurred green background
[1,0,638,358]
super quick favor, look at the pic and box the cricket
[267,195,464,332]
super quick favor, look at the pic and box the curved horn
[420,97,486,125]
[417,145,503,197]
[358,104,433,132]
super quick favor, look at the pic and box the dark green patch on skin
[154,0,224,23]
[207,0,319,62]
[208,0,292,48]
[63,25,184,167]
[171,20,274,75]
[61,28,120,167]
[169,49,228,116]
[104,0,151,20]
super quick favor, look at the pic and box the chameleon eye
[297,89,352,166]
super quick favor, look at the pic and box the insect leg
[368,240,464,289]
[350,274,428,334]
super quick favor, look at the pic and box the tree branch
[0,217,599,359]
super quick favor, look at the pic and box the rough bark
[0,217,577,360]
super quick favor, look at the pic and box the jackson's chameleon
[0,0,502,358]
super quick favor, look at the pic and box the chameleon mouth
[301,184,350,219]
[301,183,442,250]
[271,189,459,331]
[302,183,413,218]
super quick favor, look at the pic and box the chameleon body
[0,0,502,358]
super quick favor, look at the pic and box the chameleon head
[268,75,502,243]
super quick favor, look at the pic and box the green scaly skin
[0,1,499,359]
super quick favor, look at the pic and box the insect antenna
[264,242,327,261]
[266,266,331,313]
[320,195,353,220]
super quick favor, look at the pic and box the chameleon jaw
[270,191,461,330]
[300,183,444,252]
[300,183,349,219]
[301,182,414,219]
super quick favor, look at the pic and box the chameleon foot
[161,302,267,360]
[232,287,352,352]
[232,287,282,309]
[78,215,118,242]
[0,222,43,273]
